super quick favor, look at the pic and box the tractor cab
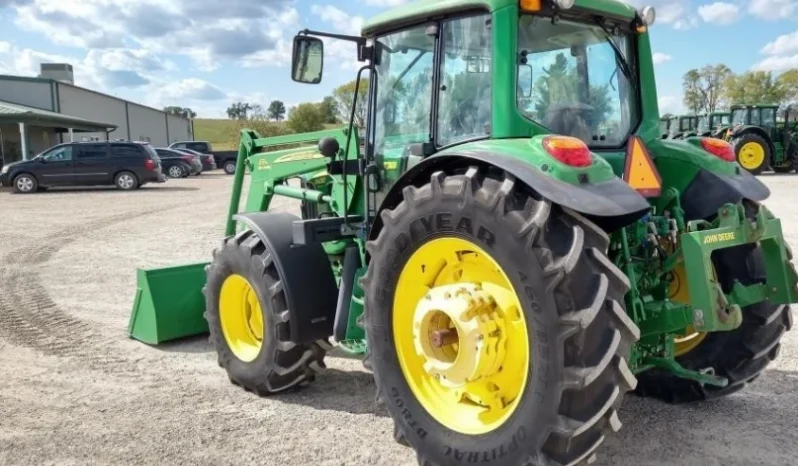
[697,112,730,137]
[667,114,696,139]
[725,104,794,174]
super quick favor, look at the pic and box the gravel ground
[0,171,796,466]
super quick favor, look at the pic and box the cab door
[73,143,110,185]
[37,144,75,186]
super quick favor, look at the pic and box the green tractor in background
[665,114,697,139]
[128,1,798,465]
[692,111,731,138]
[721,104,798,174]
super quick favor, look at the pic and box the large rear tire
[361,167,640,466]
[203,229,326,395]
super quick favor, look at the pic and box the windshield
[732,109,746,125]
[679,117,693,132]
[516,15,638,148]
[697,116,708,132]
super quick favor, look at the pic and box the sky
[0,0,796,118]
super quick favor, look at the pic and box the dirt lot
[1,171,797,466]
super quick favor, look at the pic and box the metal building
[0,63,194,166]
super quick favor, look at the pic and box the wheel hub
[413,283,506,388]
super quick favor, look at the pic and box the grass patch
[193,119,344,150]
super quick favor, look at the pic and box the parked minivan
[0,141,166,193]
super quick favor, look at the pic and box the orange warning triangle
[623,136,662,198]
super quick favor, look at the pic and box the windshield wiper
[593,20,636,93]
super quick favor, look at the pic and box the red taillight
[145,159,156,170]
[181,155,194,162]
[542,136,592,167]
[700,137,735,162]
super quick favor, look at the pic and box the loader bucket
[127,262,210,345]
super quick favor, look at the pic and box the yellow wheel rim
[737,142,765,170]
[219,274,265,362]
[393,237,529,436]
[668,263,710,357]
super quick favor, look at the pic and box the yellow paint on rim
[668,262,709,357]
[737,141,766,170]
[393,237,529,436]
[219,274,264,362]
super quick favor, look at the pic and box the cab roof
[361,0,639,35]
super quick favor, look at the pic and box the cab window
[436,14,493,146]
[43,145,73,162]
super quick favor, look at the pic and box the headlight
[1,165,8,174]
[641,6,656,25]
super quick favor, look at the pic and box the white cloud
[658,96,682,115]
[625,0,699,30]
[653,52,672,64]
[751,54,798,72]
[311,4,364,35]
[754,29,798,72]
[749,0,798,21]
[762,30,798,56]
[10,0,299,71]
[310,4,366,72]
[698,2,740,24]
[0,41,237,117]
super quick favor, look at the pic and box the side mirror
[518,64,533,98]
[291,36,324,84]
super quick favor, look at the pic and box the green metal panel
[362,0,636,35]
[127,262,210,344]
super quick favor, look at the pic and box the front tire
[203,229,326,395]
[361,167,640,466]
[13,173,37,194]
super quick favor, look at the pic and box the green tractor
[721,104,798,175]
[692,111,731,138]
[128,1,798,465]
[665,114,698,139]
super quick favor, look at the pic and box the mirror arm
[297,29,371,62]
[298,29,366,46]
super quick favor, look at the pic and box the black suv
[0,141,166,193]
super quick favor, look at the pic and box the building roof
[0,74,190,121]
[0,99,118,133]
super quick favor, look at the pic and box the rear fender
[233,211,338,344]
[657,138,771,221]
[368,151,651,242]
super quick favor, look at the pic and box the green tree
[777,69,798,105]
[682,64,733,113]
[724,71,786,105]
[287,102,325,133]
[249,104,267,120]
[318,96,339,124]
[332,78,370,127]
[267,100,286,121]
[682,70,705,114]
[226,102,251,120]
[163,106,197,118]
